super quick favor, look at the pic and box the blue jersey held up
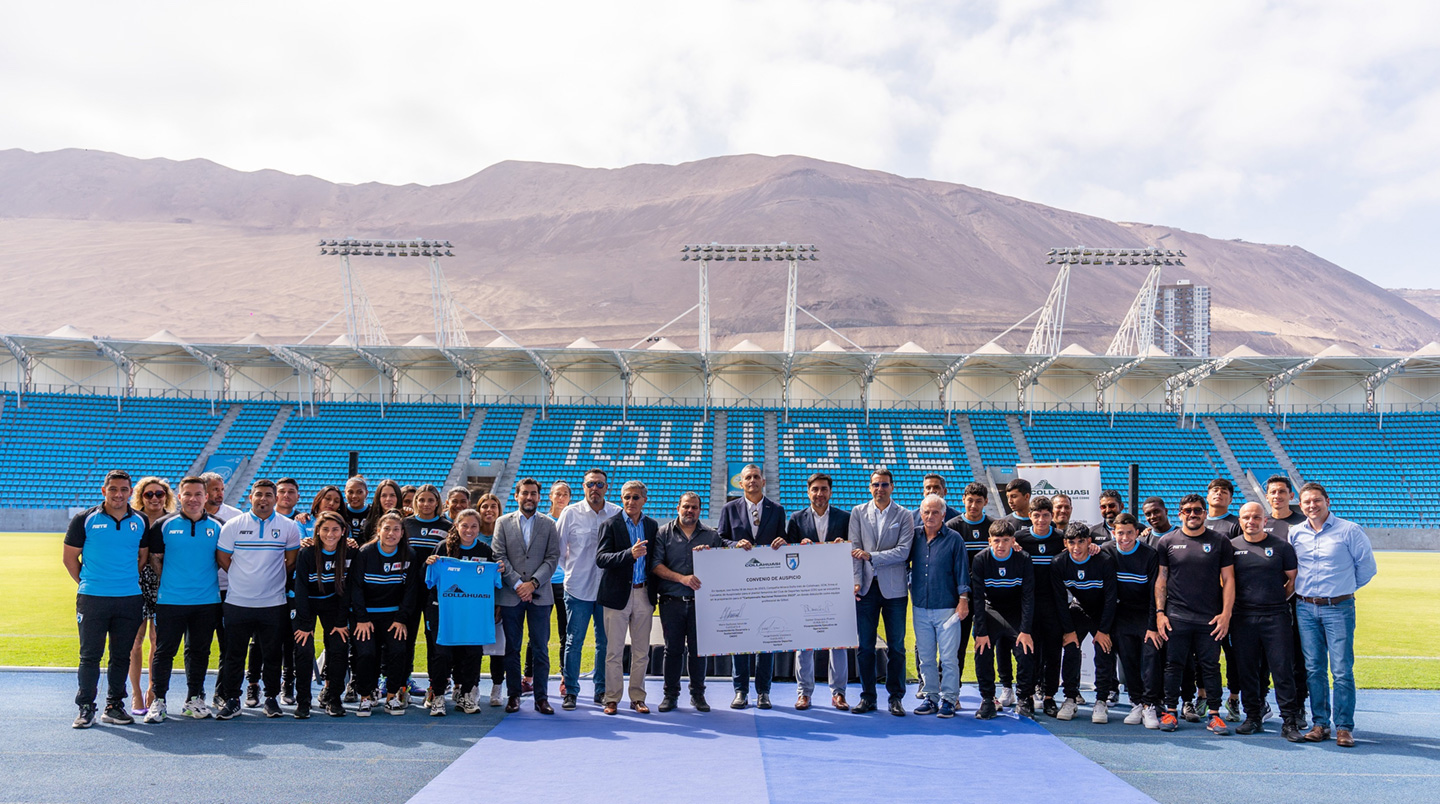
[425,557,501,646]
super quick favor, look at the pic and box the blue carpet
[408,681,1153,804]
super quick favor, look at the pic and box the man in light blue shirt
[1289,482,1377,747]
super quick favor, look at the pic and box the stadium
[3,238,1437,804]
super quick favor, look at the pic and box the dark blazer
[595,511,660,610]
[785,506,852,544]
[717,496,787,546]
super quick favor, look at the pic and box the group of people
[64,463,1377,748]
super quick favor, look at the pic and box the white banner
[693,542,859,656]
[1016,462,1104,526]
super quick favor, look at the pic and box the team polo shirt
[217,510,301,608]
[1156,528,1234,624]
[426,557,502,645]
[1205,513,1240,540]
[969,548,1035,635]
[1229,534,1296,615]
[146,511,223,605]
[402,515,453,563]
[64,505,148,597]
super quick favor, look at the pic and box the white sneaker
[489,687,503,707]
[428,696,447,717]
[999,686,1016,707]
[181,696,211,719]
[1124,703,1145,725]
[1091,700,1109,724]
[461,691,481,714]
[357,698,374,717]
[1057,697,1078,721]
[385,694,407,715]
[1142,705,1160,730]
[143,699,167,724]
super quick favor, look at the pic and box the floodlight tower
[318,239,396,347]
[678,243,820,354]
[1106,248,1186,356]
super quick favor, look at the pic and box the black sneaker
[294,701,311,719]
[263,697,283,718]
[561,694,577,711]
[212,692,225,710]
[1224,696,1243,722]
[72,704,97,729]
[975,699,997,719]
[1017,699,1036,718]
[216,699,242,720]
[658,697,677,713]
[1237,717,1263,735]
[1182,701,1201,722]
[101,701,133,725]
[1042,698,1059,718]
[245,685,261,708]
[325,698,347,718]
[343,683,359,704]
[281,681,297,707]
[1282,721,1304,742]
[691,694,711,713]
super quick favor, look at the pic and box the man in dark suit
[494,477,562,714]
[595,480,660,715]
[786,472,852,710]
[716,463,788,709]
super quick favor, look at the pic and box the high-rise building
[1154,280,1210,357]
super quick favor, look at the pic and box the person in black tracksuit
[945,483,999,697]
[423,509,496,715]
[1101,513,1164,727]
[292,511,353,718]
[350,511,422,715]
[1014,496,1064,715]
[1230,502,1303,741]
[1051,523,1118,722]
[970,519,1036,720]
[402,484,453,700]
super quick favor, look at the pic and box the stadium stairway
[490,408,536,501]
[228,405,292,504]
[1202,417,1262,502]
[709,410,729,507]
[954,413,988,484]
[444,408,487,491]
[187,403,243,477]
[1006,414,1035,463]
[1257,418,1305,485]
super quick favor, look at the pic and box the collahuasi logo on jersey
[443,584,490,599]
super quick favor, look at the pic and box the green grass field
[4,533,1436,688]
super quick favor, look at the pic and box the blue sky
[4,0,1438,287]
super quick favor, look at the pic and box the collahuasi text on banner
[1016,462,1104,525]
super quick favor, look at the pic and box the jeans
[75,594,143,708]
[732,652,775,695]
[856,586,907,703]
[1297,599,1357,731]
[562,594,607,697]
[502,601,552,700]
[797,648,848,698]
[913,607,961,704]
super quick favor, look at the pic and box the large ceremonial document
[693,542,859,656]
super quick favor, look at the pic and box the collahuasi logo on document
[443,584,490,600]
[745,557,781,569]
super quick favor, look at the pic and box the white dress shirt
[557,499,621,601]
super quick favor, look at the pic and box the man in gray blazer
[494,477,561,714]
[849,467,913,716]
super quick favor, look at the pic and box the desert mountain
[1,147,1435,355]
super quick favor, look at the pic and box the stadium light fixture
[679,242,821,355]
[1045,247,1184,266]
[319,238,455,258]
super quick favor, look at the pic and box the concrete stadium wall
[1367,529,1440,551]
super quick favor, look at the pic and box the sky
[3,0,1439,288]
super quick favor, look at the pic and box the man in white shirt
[213,479,300,720]
[557,468,621,710]
[786,472,852,710]
[849,467,913,716]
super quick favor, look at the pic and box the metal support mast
[0,335,34,400]
[1026,264,1070,355]
[429,251,470,349]
[338,253,391,347]
[681,243,818,355]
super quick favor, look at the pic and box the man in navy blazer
[716,463,787,710]
[595,480,660,715]
[786,471,853,710]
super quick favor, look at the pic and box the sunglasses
[870,482,892,488]
[142,490,168,500]
[1179,506,1205,515]
[585,481,607,489]
[621,494,644,501]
